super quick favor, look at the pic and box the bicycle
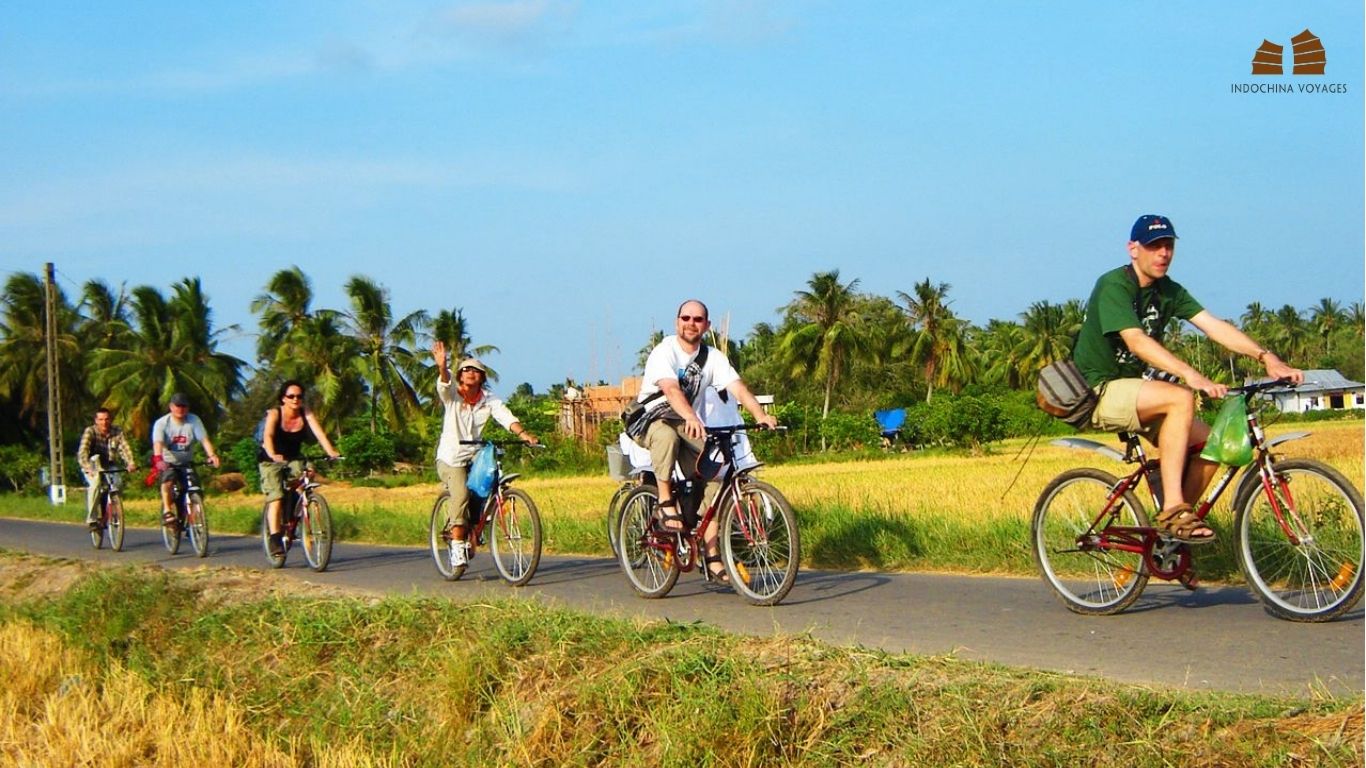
[160,463,210,558]
[1031,379,1364,622]
[616,425,799,606]
[261,456,341,572]
[88,465,129,552]
[429,440,544,586]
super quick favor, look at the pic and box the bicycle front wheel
[1032,468,1150,616]
[162,503,183,555]
[490,488,542,586]
[1235,459,1364,622]
[108,495,125,552]
[429,493,467,581]
[186,492,209,558]
[301,494,333,572]
[262,505,286,569]
[90,496,105,550]
[617,485,678,599]
[720,480,799,606]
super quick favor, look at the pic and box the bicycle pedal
[1177,572,1200,591]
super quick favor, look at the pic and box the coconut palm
[896,278,960,402]
[0,273,83,436]
[1268,304,1310,364]
[88,279,246,436]
[250,266,315,364]
[341,276,429,433]
[78,280,133,350]
[1309,298,1346,362]
[778,271,868,440]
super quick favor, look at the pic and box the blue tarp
[873,408,906,433]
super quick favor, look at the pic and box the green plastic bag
[1199,396,1254,467]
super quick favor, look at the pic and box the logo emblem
[1252,29,1325,76]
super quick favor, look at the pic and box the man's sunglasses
[678,315,707,323]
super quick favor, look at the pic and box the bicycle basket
[1199,396,1254,467]
[605,445,630,481]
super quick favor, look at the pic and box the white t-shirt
[151,413,207,465]
[638,336,740,412]
[619,387,757,474]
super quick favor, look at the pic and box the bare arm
[262,409,282,462]
[304,411,342,458]
[657,378,705,440]
[1117,328,1226,397]
[201,435,220,468]
[433,340,451,384]
[1188,311,1304,384]
[725,379,778,429]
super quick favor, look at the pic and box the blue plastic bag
[466,444,497,496]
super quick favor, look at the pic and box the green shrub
[337,431,397,477]
[225,437,263,490]
[0,444,44,493]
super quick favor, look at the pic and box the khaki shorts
[260,459,306,503]
[1091,378,1163,438]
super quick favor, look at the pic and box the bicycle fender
[1049,438,1125,463]
[1264,431,1310,448]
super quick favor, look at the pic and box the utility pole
[44,263,66,505]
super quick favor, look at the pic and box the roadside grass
[1,553,1360,767]
[3,420,1360,580]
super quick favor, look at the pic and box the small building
[1257,369,1365,413]
[560,377,641,443]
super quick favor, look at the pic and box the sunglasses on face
[678,315,707,324]
[283,393,304,400]
[459,367,482,374]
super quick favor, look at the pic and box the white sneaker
[449,541,468,568]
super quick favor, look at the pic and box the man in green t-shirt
[1073,214,1302,544]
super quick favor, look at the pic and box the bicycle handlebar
[704,424,787,435]
[1226,378,1296,397]
[459,439,544,448]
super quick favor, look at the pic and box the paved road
[2,516,1361,696]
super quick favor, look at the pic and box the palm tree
[1309,298,1346,363]
[977,319,1026,388]
[0,273,83,436]
[1240,302,1271,339]
[1268,305,1310,364]
[1349,302,1365,345]
[341,276,429,433]
[88,280,246,436]
[250,266,315,364]
[778,271,868,439]
[635,329,665,373]
[78,280,132,350]
[251,268,364,433]
[896,278,958,402]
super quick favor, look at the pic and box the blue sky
[3,1,1362,392]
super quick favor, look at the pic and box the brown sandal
[652,498,686,532]
[1156,504,1216,545]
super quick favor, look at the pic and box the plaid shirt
[77,425,135,475]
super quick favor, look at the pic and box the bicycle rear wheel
[301,494,333,572]
[186,492,209,558]
[108,495,125,552]
[429,493,467,581]
[1235,459,1364,622]
[1032,468,1150,615]
[617,485,678,599]
[490,488,542,586]
[261,505,286,569]
[720,480,799,606]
